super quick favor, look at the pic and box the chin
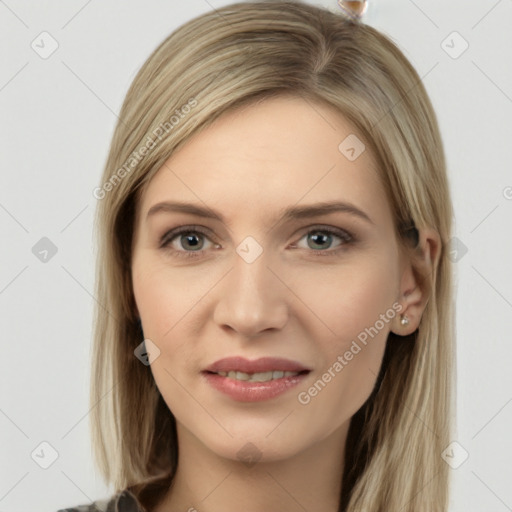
[198,429,304,465]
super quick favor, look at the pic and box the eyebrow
[146,200,374,226]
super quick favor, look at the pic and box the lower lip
[202,371,309,402]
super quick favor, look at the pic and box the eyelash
[159,224,355,260]
[160,226,356,258]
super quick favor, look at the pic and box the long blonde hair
[90,1,455,510]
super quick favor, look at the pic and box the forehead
[139,95,390,228]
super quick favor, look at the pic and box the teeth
[216,370,301,382]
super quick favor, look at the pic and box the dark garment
[57,489,145,512]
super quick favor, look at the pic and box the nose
[212,249,289,338]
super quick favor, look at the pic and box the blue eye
[295,228,352,253]
[160,225,355,260]
[160,226,217,259]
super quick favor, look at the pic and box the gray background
[1,1,511,510]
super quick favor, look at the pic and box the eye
[160,226,218,259]
[159,225,355,260]
[292,226,354,256]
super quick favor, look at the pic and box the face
[131,95,406,463]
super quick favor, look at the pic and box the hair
[90,1,456,510]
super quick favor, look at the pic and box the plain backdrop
[1,1,511,511]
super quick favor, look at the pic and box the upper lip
[203,357,311,374]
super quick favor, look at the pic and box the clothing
[57,489,145,512]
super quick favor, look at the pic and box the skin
[131,95,440,512]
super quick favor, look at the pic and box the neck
[154,421,349,512]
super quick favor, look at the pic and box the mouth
[204,369,310,382]
[203,356,311,375]
[201,357,312,402]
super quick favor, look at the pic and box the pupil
[183,233,202,250]
[309,232,331,249]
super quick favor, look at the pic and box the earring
[400,314,409,326]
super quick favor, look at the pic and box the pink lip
[202,372,310,402]
[203,356,311,374]
[201,357,311,402]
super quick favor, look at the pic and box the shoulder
[56,489,145,512]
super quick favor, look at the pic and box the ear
[391,226,441,336]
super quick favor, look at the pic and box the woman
[59,1,455,510]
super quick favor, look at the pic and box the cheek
[131,258,217,402]
[293,253,398,348]
[132,256,210,339]
[292,255,398,419]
